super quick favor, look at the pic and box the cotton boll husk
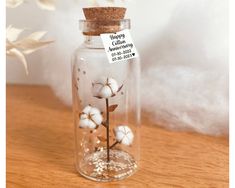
[41,0,228,135]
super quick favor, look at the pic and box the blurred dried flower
[6,25,54,74]
[6,0,24,8]
[36,0,56,11]
[6,0,56,10]
[6,0,55,74]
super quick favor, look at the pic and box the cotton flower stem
[109,140,119,149]
[105,98,110,162]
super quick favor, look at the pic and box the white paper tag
[100,29,139,64]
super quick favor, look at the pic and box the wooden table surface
[6,85,229,188]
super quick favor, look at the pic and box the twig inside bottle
[105,98,110,162]
[110,140,119,149]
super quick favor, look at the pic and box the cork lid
[83,7,126,20]
[81,7,129,36]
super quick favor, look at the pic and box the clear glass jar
[71,17,140,182]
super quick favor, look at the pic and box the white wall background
[6,0,229,135]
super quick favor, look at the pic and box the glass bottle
[71,7,140,182]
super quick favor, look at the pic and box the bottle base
[77,148,138,182]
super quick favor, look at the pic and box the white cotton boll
[92,78,106,97]
[114,125,134,146]
[79,119,89,128]
[122,137,132,146]
[92,77,119,98]
[115,131,124,142]
[100,85,113,98]
[80,113,88,120]
[108,78,119,93]
[91,114,102,125]
[90,107,100,115]
[79,105,103,129]
[90,107,103,124]
[87,120,97,129]
[82,105,92,114]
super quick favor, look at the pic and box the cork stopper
[83,7,126,21]
[81,7,128,36]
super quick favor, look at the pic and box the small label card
[101,29,139,64]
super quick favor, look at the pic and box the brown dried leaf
[97,136,107,142]
[108,104,118,112]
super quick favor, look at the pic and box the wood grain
[6,85,229,188]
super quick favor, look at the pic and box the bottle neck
[83,35,104,49]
